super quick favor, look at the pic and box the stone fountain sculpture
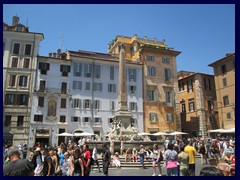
[107,44,142,141]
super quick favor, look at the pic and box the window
[209,116,215,123]
[108,84,116,93]
[17,116,24,128]
[60,65,71,76]
[221,64,227,74]
[61,98,67,108]
[226,112,231,120]
[129,86,136,95]
[19,76,28,87]
[71,116,80,122]
[60,116,66,123]
[94,100,100,109]
[34,115,43,122]
[167,113,173,122]
[223,78,227,87]
[129,47,134,57]
[207,100,213,113]
[204,78,211,90]
[128,68,136,82]
[61,82,67,94]
[84,99,91,109]
[5,94,15,105]
[19,94,28,105]
[93,83,102,92]
[83,117,90,123]
[165,68,171,81]
[17,26,23,32]
[84,63,92,77]
[165,91,173,106]
[73,81,82,90]
[223,96,229,106]
[73,62,82,76]
[147,89,158,101]
[9,74,16,87]
[162,57,170,64]
[149,113,158,122]
[39,80,46,91]
[24,44,32,55]
[94,65,101,78]
[181,103,186,112]
[109,101,115,110]
[146,55,155,61]
[110,66,114,80]
[129,102,137,111]
[94,117,101,124]
[187,80,193,92]
[13,43,20,55]
[147,66,156,76]
[4,115,11,127]
[38,97,44,107]
[179,82,185,91]
[72,99,81,108]
[11,57,18,67]
[23,58,30,68]
[39,62,50,75]
[189,101,195,112]
[86,82,91,91]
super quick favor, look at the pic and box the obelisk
[116,43,132,130]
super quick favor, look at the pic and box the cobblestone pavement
[90,158,205,176]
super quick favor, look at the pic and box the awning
[36,134,50,138]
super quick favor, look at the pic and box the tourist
[78,138,82,147]
[39,148,54,176]
[28,152,34,162]
[49,150,60,176]
[132,147,138,162]
[22,145,28,159]
[199,141,208,165]
[112,152,121,168]
[61,152,70,176]
[178,146,189,176]
[125,148,132,162]
[145,146,153,161]
[3,146,34,176]
[222,140,234,158]
[120,138,124,155]
[83,144,92,176]
[184,140,197,176]
[165,143,178,176]
[152,144,162,176]
[32,147,43,176]
[91,144,101,172]
[210,140,220,163]
[200,166,224,176]
[59,147,66,166]
[102,143,111,176]
[71,148,84,176]
[139,145,146,169]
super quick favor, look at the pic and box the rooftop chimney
[12,16,19,26]
[226,53,232,57]
[144,36,147,40]
[49,52,52,57]
[53,52,57,58]
[153,37,156,42]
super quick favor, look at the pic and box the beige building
[208,53,235,129]
[3,16,44,146]
[108,35,181,139]
[178,71,219,138]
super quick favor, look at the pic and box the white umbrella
[138,132,151,136]
[56,132,73,137]
[74,132,95,136]
[207,129,224,133]
[168,131,188,135]
[152,132,168,136]
[220,128,235,133]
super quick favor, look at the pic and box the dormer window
[17,26,23,32]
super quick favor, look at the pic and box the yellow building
[208,53,235,129]
[178,71,219,138]
[108,35,181,138]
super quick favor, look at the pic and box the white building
[28,50,143,147]
[3,16,44,146]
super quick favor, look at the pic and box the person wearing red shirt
[83,144,92,176]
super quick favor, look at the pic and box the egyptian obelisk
[116,43,132,129]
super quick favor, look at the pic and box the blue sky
[3,4,235,74]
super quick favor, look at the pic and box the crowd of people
[3,136,235,176]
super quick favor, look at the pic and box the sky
[3,4,235,74]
